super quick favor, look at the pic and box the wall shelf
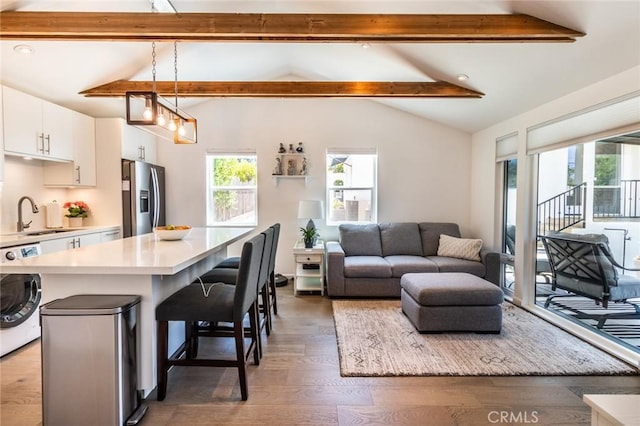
[272,150,309,185]
[272,175,310,186]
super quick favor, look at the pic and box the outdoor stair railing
[538,182,587,237]
[593,179,640,219]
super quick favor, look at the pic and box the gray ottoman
[401,272,504,333]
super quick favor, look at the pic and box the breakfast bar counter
[1,226,252,395]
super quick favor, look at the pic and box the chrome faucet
[17,196,39,232]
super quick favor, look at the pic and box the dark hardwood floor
[1,282,639,425]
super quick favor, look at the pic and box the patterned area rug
[332,300,638,376]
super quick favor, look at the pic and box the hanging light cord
[173,41,179,109]
[150,1,157,93]
[151,42,157,93]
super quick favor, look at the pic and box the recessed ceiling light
[361,43,371,49]
[14,45,34,54]
[457,74,469,81]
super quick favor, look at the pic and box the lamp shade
[298,200,324,220]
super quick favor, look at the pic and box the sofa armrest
[326,241,346,297]
[480,247,501,286]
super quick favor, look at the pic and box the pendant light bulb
[143,98,153,120]
[157,109,166,126]
[168,115,177,131]
[178,119,186,136]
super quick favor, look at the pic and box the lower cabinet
[101,229,121,242]
[40,229,120,254]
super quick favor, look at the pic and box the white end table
[293,241,325,295]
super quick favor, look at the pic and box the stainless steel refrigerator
[122,159,166,237]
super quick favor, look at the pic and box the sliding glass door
[501,158,517,294]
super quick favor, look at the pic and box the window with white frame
[206,153,257,226]
[326,148,377,224]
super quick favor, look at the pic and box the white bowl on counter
[153,226,192,241]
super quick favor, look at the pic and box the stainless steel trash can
[40,294,147,426]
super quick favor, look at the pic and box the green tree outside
[213,157,257,221]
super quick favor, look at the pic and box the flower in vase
[64,201,90,218]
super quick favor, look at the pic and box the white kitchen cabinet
[43,111,97,186]
[39,231,103,253]
[0,86,4,183]
[101,229,121,242]
[2,86,73,161]
[121,122,156,163]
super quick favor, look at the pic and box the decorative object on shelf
[298,200,324,233]
[272,157,283,175]
[299,226,319,248]
[64,201,90,218]
[278,143,286,153]
[296,142,304,153]
[125,38,197,144]
[288,143,295,153]
[287,159,297,175]
[300,158,308,175]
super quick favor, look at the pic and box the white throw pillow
[437,234,483,261]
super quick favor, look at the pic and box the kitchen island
[1,227,252,395]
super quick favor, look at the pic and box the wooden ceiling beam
[0,12,584,42]
[79,80,484,98]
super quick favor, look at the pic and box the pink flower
[64,201,90,218]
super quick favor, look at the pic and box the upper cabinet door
[3,86,43,157]
[72,112,96,186]
[3,86,73,161]
[42,101,73,161]
[43,111,96,187]
[0,87,4,183]
[121,124,156,163]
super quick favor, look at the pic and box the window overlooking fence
[326,148,377,225]
[206,153,257,226]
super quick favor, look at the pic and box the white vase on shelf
[68,217,83,227]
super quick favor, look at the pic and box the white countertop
[583,394,640,426]
[0,225,120,248]
[1,227,252,275]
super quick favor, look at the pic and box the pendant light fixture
[125,1,197,144]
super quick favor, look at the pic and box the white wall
[156,98,472,274]
[1,156,67,234]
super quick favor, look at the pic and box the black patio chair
[540,231,640,328]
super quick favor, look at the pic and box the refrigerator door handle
[150,167,160,228]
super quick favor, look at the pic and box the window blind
[526,92,640,155]
[326,147,377,155]
[496,132,519,162]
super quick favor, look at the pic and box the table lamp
[298,200,324,231]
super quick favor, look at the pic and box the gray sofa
[326,222,501,297]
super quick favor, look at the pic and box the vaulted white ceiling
[1,1,639,133]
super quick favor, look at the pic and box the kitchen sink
[24,229,77,236]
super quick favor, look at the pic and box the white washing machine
[1,242,42,357]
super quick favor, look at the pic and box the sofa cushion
[427,256,486,277]
[437,234,483,261]
[384,255,438,277]
[344,256,392,278]
[419,223,461,256]
[339,224,382,256]
[380,222,423,256]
